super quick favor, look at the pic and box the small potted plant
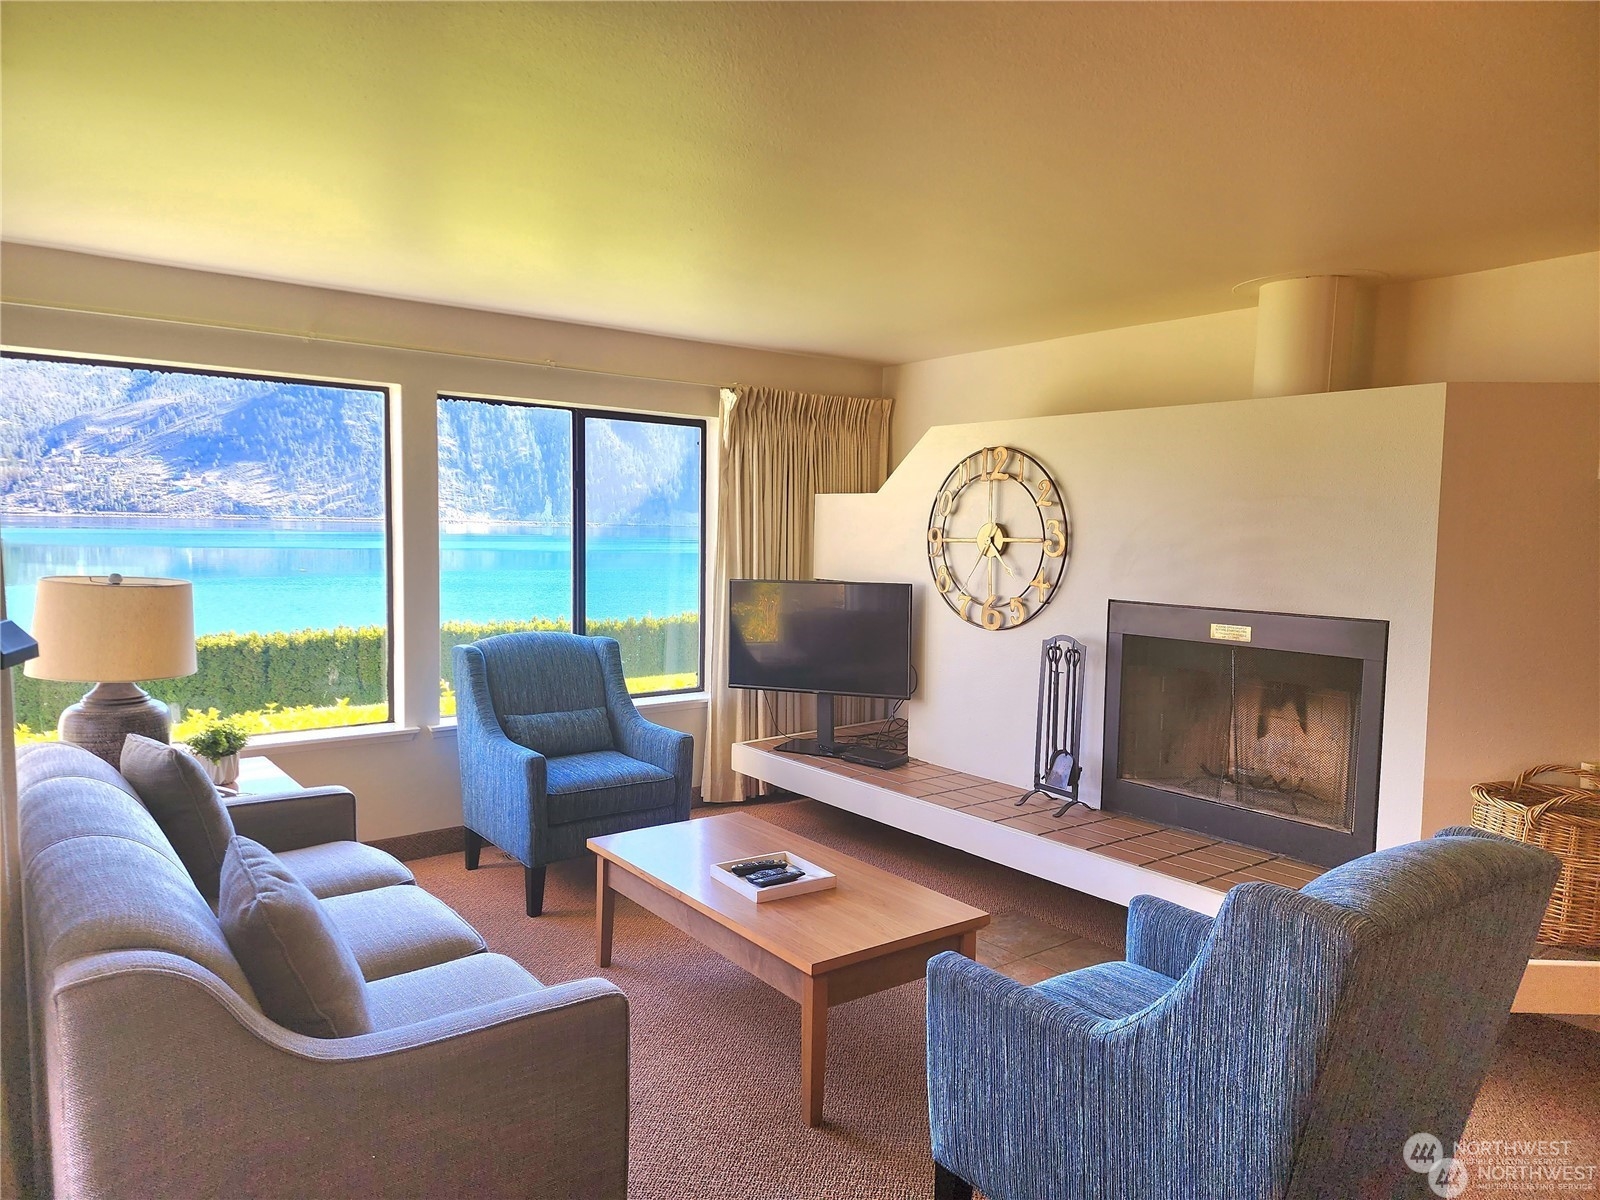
[183,715,250,788]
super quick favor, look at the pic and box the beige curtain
[704,386,894,804]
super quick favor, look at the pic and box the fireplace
[1103,601,1387,867]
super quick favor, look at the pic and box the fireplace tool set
[1016,634,1087,817]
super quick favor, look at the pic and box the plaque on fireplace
[1103,601,1387,868]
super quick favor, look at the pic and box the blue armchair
[927,827,1560,1200]
[453,632,693,916]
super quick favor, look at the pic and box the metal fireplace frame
[1102,600,1388,868]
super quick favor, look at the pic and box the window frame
[437,394,708,699]
[0,348,398,729]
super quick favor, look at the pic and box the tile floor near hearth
[978,911,1121,986]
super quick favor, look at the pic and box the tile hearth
[978,911,1120,985]
[757,739,1325,894]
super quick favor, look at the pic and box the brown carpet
[409,799,1600,1200]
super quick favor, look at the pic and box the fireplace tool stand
[1016,635,1087,817]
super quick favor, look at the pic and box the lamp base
[58,682,172,769]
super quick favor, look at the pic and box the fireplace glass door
[1116,635,1364,835]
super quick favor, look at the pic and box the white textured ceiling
[2,2,1595,363]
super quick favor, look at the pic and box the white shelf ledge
[731,739,1600,1016]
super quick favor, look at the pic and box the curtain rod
[1,297,736,392]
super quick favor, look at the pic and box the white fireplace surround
[813,384,1595,843]
[795,384,1598,1013]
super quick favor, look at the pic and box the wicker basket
[1471,764,1600,948]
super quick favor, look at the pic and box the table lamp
[24,574,197,768]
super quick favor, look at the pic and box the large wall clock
[926,445,1070,630]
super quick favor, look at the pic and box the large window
[1,354,391,743]
[438,397,704,702]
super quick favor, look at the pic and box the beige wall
[1371,256,1600,390]
[887,252,1600,461]
[815,382,1599,850]
[1423,385,1600,831]
[884,308,1257,464]
[816,387,1453,851]
[0,244,883,839]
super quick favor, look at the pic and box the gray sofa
[17,742,629,1200]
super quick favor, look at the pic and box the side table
[221,757,301,798]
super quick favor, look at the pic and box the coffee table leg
[596,858,615,968]
[801,973,829,1127]
[959,930,978,959]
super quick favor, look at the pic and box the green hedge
[440,615,699,681]
[14,613,699,732]
[13,625,389,733]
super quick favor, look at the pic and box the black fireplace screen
[1116,636,1363,834]
[1102,601,1387,868]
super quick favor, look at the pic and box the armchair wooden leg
[934,1162,973,1200]
[464,827,483,871]
[525,865,547,917]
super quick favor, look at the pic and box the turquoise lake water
[2,518,701,636]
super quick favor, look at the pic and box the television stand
[776,694,842,758]
[775,737,835,757]
[773,694,910,769]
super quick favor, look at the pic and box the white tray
[711,851,838,903]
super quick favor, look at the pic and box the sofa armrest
[48,951,630,1200]
[454,642,549,864]
[1125,894,1214,980]
[617,715,692,782]
[225,786,357,851]
[593,637,694,818]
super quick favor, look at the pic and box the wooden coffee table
[588,811,990,1126]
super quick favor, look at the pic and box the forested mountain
[0,358,701,526]
[435,399,701,526]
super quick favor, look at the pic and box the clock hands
[986,526,1017,577]
[961,548,987,595]
[974,524,1018,576]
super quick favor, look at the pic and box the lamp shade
[23,575,197,683]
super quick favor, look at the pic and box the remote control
[729,858,787,878]
[747,867,805,888]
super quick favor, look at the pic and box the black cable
[761,689,789,738]
[834,695,909,753]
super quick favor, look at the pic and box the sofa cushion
[276,842,415,899]
[545,750,674,825]
[26,829,259,1009]
[19,775,185,875]
[365,952,543,1032]
[120,734,234,901]
[1033,960,1174,1020]
[17,741,143,804]
[321,885,488,982]
[503,707,614,758]
[217,836,372,1039]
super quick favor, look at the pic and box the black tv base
[772,694,909,770]
[776,736,833,756]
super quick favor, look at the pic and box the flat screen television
[727,579,913,756]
